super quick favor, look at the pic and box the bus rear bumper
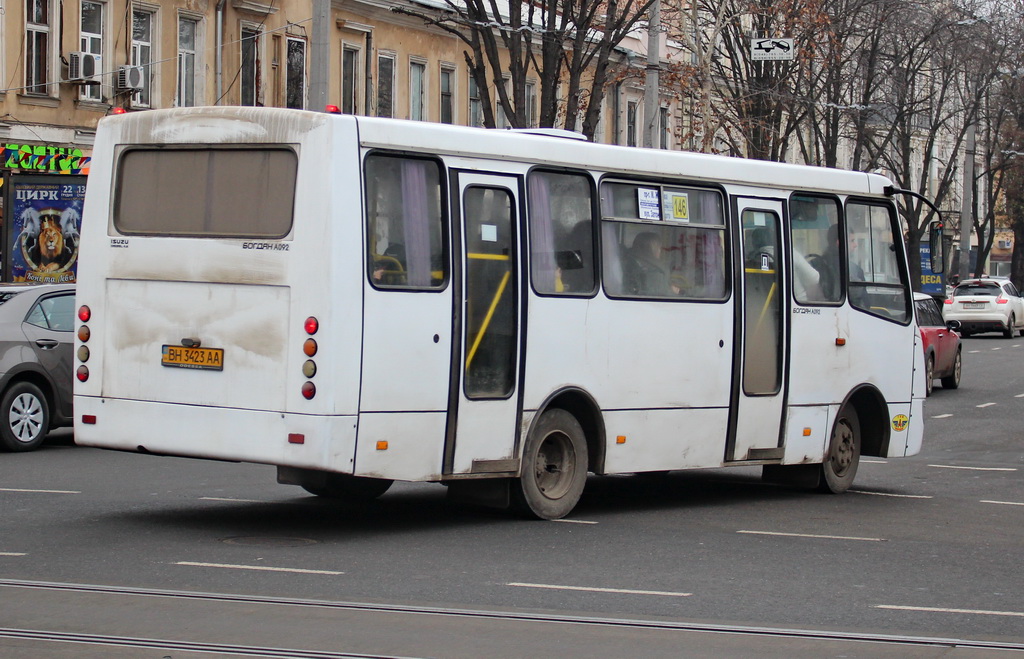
[72,396,358,472]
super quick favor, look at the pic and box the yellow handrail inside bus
[466,270,511,369]
[468,253,510,261]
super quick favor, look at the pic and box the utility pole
[958,122,976,280]
[308,0,330,111]
[642,0,661,148]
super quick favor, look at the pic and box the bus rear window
[114,147,297,238]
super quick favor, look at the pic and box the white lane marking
[862,459,888,464]
[991,347,1002,351]
[928,464,1017,472]
[968,350,981,353]
[931,414,953,419]
[552,518,598,525]
[850,490,932,499]
[199,497,264,503]
[0,552,27,557]
[876,604,1024,618]
[507,582,691,597]
[0,487,80,494]
[738,530,884,542]
[174,562,343,575]
[1015,393,1024,398]
[981,499,1024,507]
[976,402,997,408]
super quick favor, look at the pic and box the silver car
[0,284,75,452]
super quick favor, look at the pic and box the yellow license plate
[161,345,224,371]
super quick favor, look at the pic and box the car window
[25,294,75,332]
[954,283,1000,296]
[1005,282,1020,297]
[915,299,943,327]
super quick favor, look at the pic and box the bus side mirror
[929,221,944,274]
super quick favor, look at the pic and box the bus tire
[818,405,860,494]
[0,382,49,452]
[512,409,588,520]
[302,474,393,501]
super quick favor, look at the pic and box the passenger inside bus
[623,232,679,296]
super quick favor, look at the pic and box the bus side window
[365,154,446,289]
[790,194,842,304]
[527,170,595,295]
[846,201,910,322]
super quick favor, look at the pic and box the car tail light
[997,297,1009,304]
[944,298,953,305]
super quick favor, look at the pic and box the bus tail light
[301,381,316,399]
[77,366,90,382]
[301,317,318,399]
[78,305,91,322]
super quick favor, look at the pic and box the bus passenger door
[730,198,788,461]
[446,172,523,475]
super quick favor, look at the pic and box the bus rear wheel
[512,409,588,520]
[818,406,860,493]
[302,473,393,501]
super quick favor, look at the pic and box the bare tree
[395,0,654,139]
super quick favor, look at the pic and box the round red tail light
[301,381,316,399]
[76,366,90,382]
[304,317,319,335]
[78,305,91,322]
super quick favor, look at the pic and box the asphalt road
[1,335,1023,657]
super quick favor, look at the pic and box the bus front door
[730,198,788,461]
[445,172,523,475]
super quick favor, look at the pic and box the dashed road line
[552,518,598,525]
[0,553,27,557]
[174,562,344,575]
[851,490,932,499]
[738,530,884,542]
[976,402,997,408]
[199,497,265,503]
[931,414,953,419]
[507,582,691,597]
[876,604,1024,618]
[862,459,888,464]
[981,499,1024,507]
[928,464,1017,472]
[0,487,80,494]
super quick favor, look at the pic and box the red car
[915,292,962,396]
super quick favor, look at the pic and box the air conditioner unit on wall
[68,52,102,84]
[117,65,145,91]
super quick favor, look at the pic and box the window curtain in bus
[400,159,432,287]
[528,174,558,292]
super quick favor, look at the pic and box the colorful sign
[891,414,909,432]
[5,175,86,283]
[2,144,91,175]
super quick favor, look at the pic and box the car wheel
[1005,314,1015,338]
[925,355,934,397]
[0,382,50,452]
[940,349,962,390]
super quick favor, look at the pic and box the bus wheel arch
[843,385,889,459]
[532,388,606,475]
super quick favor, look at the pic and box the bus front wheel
[513,409,588,520]
[819,406,860,493]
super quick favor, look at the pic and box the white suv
[943,278,1024,338]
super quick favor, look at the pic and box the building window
[439,66,454,124]
[177,16,198,107]
[376,53,394,117]
[241,27,261,106]
[26,0,53,95]
[496,76,511,128]
[131,10,154,107]
[286,37,305,109]
[80,1,103,101]
[342,46,359,114]
[525,80,537,128]
[409,60,425,121]
[469,74,483,127]
[626,101,638,147]
[660,106,670,149]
